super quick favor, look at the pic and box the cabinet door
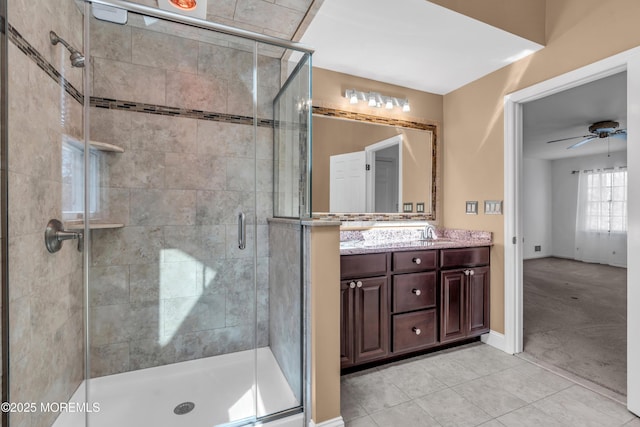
[440,270,466,343]
[354,276,389,364]
[340,280,355,368]
[467,266,490,336]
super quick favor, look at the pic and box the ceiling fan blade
[546,134,594,144]
[567,136,597,149]
[610,130,627,139]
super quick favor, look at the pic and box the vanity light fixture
[344,89,410,113]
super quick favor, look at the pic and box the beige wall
[429,0,546,45]
[308,224,341,424]
[442,0,640,334]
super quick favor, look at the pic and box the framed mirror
[312,107,438,220]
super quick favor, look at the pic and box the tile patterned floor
[341,342,640,427]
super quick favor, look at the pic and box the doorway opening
[503,46,640,415]
[520,72,627,398]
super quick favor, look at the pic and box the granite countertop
[340,227,492,255]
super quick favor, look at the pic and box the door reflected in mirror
[313,113,436,217]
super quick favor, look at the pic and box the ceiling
[523,72,627,160]
[297,0,543,95]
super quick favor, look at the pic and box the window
[62,136,101,220]
[579,169,627,233]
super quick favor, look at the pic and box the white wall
[550,150,627,260]
[523,158,553,259]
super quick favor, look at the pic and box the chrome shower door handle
[238,212,246,250]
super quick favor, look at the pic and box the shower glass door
[84,4,263,426]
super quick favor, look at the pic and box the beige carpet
[523,257,627,396]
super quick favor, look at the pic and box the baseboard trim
[481,330,506,352]
[309,416,344,427]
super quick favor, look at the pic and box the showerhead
[49,31,85,68]
[70,51,85,68]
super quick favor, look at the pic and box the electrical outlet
[534,245,541,252]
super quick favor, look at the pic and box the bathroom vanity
[339,229,491,370]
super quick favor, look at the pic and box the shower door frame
[82,1,314,425]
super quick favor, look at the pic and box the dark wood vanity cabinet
[340,254,389,368]
[341,245,490,370]
[440,247,490,343]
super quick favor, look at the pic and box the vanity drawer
[392,309,437,353]
[392,272,436,313]
[340,253,388,279]
[392,250,437,273]
[440,247,490,269]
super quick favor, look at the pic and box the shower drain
[173,402,195,415]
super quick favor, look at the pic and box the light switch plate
[465,201,478,215]
[403,202,413,213]
[416,202,425,213]
[484,200,503,215]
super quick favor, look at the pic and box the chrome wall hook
[45,219,83,253]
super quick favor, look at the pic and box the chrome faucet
[422,224,437,240]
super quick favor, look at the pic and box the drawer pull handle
[349,281,356,289]
[412,288,421,296]
[356,281,363,288]
[412,327,421,335]
[469,270,475,276]
[412,257,422,264]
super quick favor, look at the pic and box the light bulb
[402,101,411,112]
[170,0,197,10]
[349,93,358,104]
[385,98,393,109]
[368,93,377,107]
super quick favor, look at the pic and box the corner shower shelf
[88,140,125,153]
[65,222,125,230]
[64,135,125,153]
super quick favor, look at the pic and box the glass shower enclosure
[4,0,312,426]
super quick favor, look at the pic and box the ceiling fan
[546,120,627,149]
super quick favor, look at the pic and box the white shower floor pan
[53,347,301,427]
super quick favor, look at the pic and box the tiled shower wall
[87,15,280,376]
[7,2,85,427]
[268,219,302,402]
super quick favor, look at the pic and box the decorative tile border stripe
[7,24,83,104]
[8,23,275,128]
[90,97,274,127]
[312,212,433,222]
[312,106,437,132]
